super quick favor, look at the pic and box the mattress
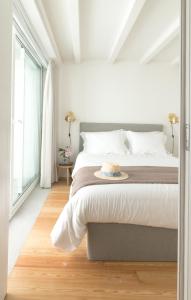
[51,152,179,251]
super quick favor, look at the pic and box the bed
[51,123,178,261]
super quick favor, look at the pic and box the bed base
[87,223,177,261]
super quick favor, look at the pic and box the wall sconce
[65,111,76,146]
[168,113,179,154]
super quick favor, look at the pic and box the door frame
[179,0,191,299]
[0,1,12,299]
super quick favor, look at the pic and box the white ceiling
[21,0,180,65]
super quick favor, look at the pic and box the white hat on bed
[94,162,128,180]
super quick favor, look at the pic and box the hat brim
[94,171,129,181]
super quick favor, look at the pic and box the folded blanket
[71,166,178,196]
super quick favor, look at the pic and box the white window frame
[10,27,44,218]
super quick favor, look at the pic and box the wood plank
[7,181,177,300]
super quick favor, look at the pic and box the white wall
[56,61,180,157]
[0,0,12,299]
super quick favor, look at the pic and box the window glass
[12,38,42,206]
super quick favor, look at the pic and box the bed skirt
[87,223,177,261]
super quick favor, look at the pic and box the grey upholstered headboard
[79,122,163,152]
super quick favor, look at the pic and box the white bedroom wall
[56,61,180,157]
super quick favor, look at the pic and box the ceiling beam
[18,0,62,62]
[140,18,180,64]
[108,0,146,63]
[68,0,81,63]
[35,0,63,63]
[171,56,180,65]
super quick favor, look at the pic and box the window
[11,33,43,215]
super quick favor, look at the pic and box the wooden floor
[7,181,177,300]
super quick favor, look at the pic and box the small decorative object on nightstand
[59,146,73,165]
[57,162,73,186]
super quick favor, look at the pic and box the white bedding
[51,152,179,251]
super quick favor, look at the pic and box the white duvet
[51,152,179,251]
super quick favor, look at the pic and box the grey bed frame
[79,122,178,261]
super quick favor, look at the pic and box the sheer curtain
[40,61,57,188]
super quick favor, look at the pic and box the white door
[0,0,12,299]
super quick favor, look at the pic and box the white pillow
[81,130,128,155]
[126,131,167,155]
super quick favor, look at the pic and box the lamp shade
[65,111,76,123]
[168,113,179,124]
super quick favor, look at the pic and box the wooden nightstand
[57,163,73,186]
